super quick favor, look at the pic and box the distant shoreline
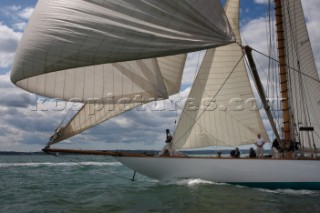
[0,151,45,155]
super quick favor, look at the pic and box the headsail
[282,0,320,149]
[11,0,235,102]
[50,54,187,144]
[173,0,269,149]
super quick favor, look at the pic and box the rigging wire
[251,48,320,84]
[266,0,282,140]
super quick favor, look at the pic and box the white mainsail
[282,0,320,149]
[173,0,269,149]
[11,0,235,103]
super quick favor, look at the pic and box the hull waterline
[114,156,320,190]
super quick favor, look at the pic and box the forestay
[173,0,269,149]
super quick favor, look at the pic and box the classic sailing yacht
[11,0,320,189]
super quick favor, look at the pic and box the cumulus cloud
[0,73,34,108]
[0,24,22,68]
[18,7,34,20]
[0,5,34,31]
[12,22,27,31]
[0,5,21,20]
[181,51,206,86]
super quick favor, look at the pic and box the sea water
[0,155,319,213]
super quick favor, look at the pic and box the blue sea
[0,154,319,213]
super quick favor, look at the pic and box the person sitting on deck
[249,147,256,158]
[230,147,240,158]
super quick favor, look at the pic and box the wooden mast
[274,0,291,144]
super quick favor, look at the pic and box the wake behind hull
[114,156,320,190]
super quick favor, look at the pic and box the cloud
[0,92,34,108]
[0,5,34,31]
[181,51,206,86]
[0,73,34,107]
[242,17,270,54]
[12,22,27,31]
[254,0,268,4]
[0,23,22,68]
[0,5,21,19]
[18,7,34,20]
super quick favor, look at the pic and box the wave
[0,162,122,168]
[161,179,227,187]
[258,188,320,196]
[160,180,320,195]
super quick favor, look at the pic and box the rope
[251,48,320,84]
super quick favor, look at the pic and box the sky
[0,0,319,152]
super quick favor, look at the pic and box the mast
[274,0,291,143]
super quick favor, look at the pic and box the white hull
[114,156,320,189]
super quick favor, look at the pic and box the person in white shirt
[255,134,265,158]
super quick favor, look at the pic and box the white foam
[0,162,121,168]
[258,188,320,196]
[162,178,227,187]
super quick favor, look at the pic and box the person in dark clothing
[249,147,256,158]
[272,138,280,158]
[272,138,280,150]
[160,129,173,156]
[230,148,240,158]
[165,129,172,143]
